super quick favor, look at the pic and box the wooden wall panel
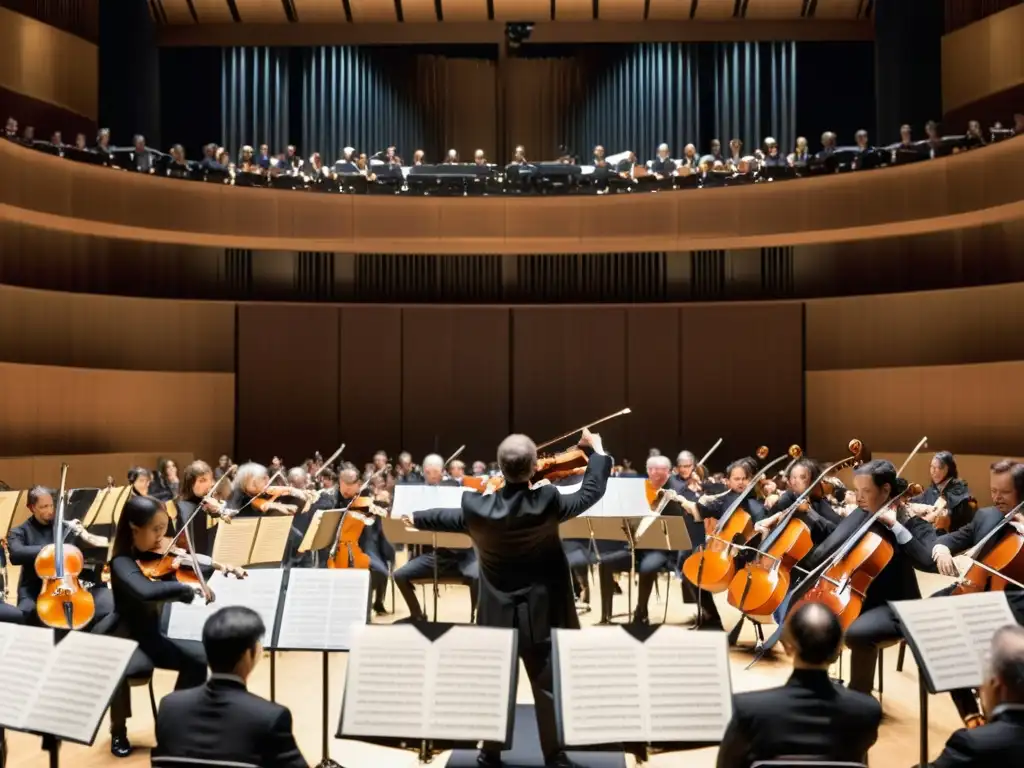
[871,451,1023,512]
[0,284,234,372]
[0,362,232,463]
[805,282,1024,371]
[680,304,803,467]
[806,361,1024,461]
[338,307,401,462]
[400,308,509,465]
[236,304,340,467]
[625,307,681,467]
[512,308,631,463]
[942,3,1024,113]
[0,451,194,491]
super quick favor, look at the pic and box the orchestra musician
[909,451,975,533]
[224,462,310,518]
[405,429,611,768]
[393,454,478,622]
[756,457,843,538]
[7,486,113,626]
[597,455,685,625]
[716,603,881,768]
[153,606,308,768]
[106,495,212,757]
[447,460,467,484]
[929,625,1024,767]
[790,460,936,696]
[175,460,223,557]
[925,459,1024,726]
[128,466,152,497]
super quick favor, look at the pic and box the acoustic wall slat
[291,0,349,21]
[555,0,592,20]
[492,0,548,20]
[235,0,290,21]
[813,0,863,18]
[348,0,398,21]
[625,307,682,466]
[746,0,804,18]
[440,0,489,21]
[693,0,737,18]
[598,0,646,20]
[191,0,233,21]
[160,0,196,22]
[647,0,694,19]
[400,0,438,20]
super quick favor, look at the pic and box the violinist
[7,486,113,626]
[793,460,936,696]
[224,462,313,518]
[128,466,152,497]
[175,460,224,557]
[106,495,210,757]
[447,460,467,484]
[393,454,478,622]
[909,451,975,533]
[925,459,1024,726]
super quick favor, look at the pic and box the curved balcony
[1,136,1022,254]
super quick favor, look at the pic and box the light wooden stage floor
[7,570,962,768]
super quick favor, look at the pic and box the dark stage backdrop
[165,40,874,165]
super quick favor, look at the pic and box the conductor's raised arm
[557,429,613,522]
[410,506,467,533]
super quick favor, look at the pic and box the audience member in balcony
[257,143,272,170]
[96,128,112,156]
[966,119,987,147]
[21,125,35,144]
[474,149,488,166]
[412,148,425,166]
[216,147,231,170]
[3,116,16,140]
[50,131,63,147]
[818,131,837,158]
[1014,113,1024,135]
[788,136,810,166]
[239,145,258,174]
[151,458,181,502]
[511,144,528,165]
[898,123,914,148]
[286,145,303,174]
[652,143,677,177]
[74,133,87,151]
[762,138,786,167]
[168,144,190,178]
[443,148,459,164]
[307,152,329,180]
[131,135,155,174]
[852,130,876,169]
[708,138,725,164]
[925,120,943,157]
[727,138,744,168]
[199,143,221,170]
[355,152,376,180]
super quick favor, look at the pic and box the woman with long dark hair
[150,458,180,503]
[105,495,208,757]
[174,460,221,557]
[910,451,976,533]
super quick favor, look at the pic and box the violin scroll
[788,445,803,459]
[848,438,863,456]
[756,446,770,460]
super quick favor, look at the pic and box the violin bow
[444,445,465,468]
[164,468,236,557]
[534,408,631,452]
[896,436,928,477]
[223,467,287,520]
[695,438,722,473]
[312,443,345,480]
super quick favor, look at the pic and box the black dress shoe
[631,613,650,626]
[545,752,582,767]
[477,749,502,766]
[372,601,388,616]
[110,734,132,758]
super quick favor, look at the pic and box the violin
[136,536,246,587]
[327,466,391,570]
[35,463,96,630]
[681,449,796,594]
[727,440,863,620]
[250,484,321,516]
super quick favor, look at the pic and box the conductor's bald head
[782,603,843,668]
[498,434,537,484]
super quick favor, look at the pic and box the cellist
[786,459,936,696]
[922,459,1024,726]
[754,458,842,541]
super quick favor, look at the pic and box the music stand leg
[314,651,343,768]
[918,674,929,768]
[46,739,59,768]
[432,534,439,622]
[270,650,277,703]
[418,739,435,763]
[627,545,635,623]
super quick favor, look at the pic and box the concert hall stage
[5,570,961,768]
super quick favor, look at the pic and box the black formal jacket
[913,478,975,533]
[413,450,612,640]
[405,479,473,564]
[154,675,309,768]
[716,668,881,768]
[109,551,198,637]
[930,704,1024,768]
[796,509,936,610]
[767,490,840,547]
[8,516,93,602]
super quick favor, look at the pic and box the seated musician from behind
[393,454,478,622]
[106,495,209,757]
[716,603,881,768]
[154,605,308,767]
[929,625,1024,767]
[926,459,1024,726]
[7,486,113,626]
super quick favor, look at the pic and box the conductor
[407,428,612,768]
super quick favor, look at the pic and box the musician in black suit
[394,454,478,621]
[717,602,881,768]
[153,605,308,767]
[930,624,1024,767]
[910,451,976,533]
[651,143,676,177]
[408,429,612,768]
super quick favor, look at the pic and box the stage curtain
[416,55,498,164]
[298,46,424,163]
[503,56,582,163]
[221,47,291,160]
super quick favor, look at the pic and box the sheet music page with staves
[275,568,369,650]
[249,514,293,564]
[391,485,468,519]
[26,631,137,744]
[167,569,284,643]
[0,625,53,730]
[211,516,259,566]
[892,592,1017,692]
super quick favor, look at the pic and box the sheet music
[341,624,515,743]
[299,509,342,552]
[0,625,53,730]
[212,517,259,566]
[554,478,651,518]
[555,627,732,746]
[391,485,470,518]
[168,569,284,643]
[26,632,137,744]
[893,592,1017,692]
[250,515,293,564]
[275,568,370,650]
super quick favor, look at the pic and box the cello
[727,440,863,620]
[327,465,391,570]
[681,448,797,594]
[35,463,96,630]
[950,500,1024,596]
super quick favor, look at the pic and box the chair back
[151,758,259,768]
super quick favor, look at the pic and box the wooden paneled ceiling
[148,0,874,24]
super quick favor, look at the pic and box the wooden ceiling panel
[348,0,398,21]
[694,0,737,19]
[191,0,233,22]
[492,0,549,21]
[292,0,349,21]
[745,0,804,18]
[401,0,439,21]
[160,0,197,23]
[647,0,693,19]
[441,0,489,21]
[234,0,288,21]
[555,0,592,20]
[814,0,863,19]
[598,0,645,20]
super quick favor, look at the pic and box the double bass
[727,440,863,620]
[681,449,795,594]
[35,463,95,630]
